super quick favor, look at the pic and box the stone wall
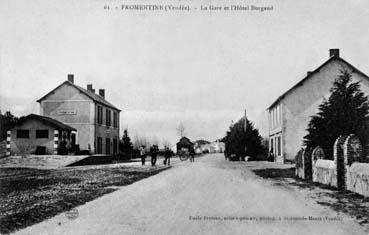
[311,146,337,187]
[296,134,369,197]
[312,159,337,187]
[347,163,369,197]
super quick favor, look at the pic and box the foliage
[0,111,19,141]
[120,129,133,154]
[223,117,264,158]
[303,70,369,159]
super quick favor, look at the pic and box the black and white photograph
[1,0,369,234]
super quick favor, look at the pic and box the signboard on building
[57,110,77,115]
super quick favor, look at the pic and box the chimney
[329,48,340,58]
[99,89,105,98]
[67,74,74,83]
[87,84,93,92]
[91,89,95,93]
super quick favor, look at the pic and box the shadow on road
[252,166,369,230]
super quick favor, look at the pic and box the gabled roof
[177,136,194,145]
[267,55,369,110]
[37,80,121,111]
[16,114,76,131]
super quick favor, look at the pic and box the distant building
[194,140,210,153]
[193,140,224,153]
[176,137,194,153]
[8,114,76,155]
[267,49,369,163]
[209,141,225,153]
[37,74,121,154]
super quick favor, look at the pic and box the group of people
[139,145,173,166]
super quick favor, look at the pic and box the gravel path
[15,154,366,235]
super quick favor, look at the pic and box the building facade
[37,75,121,154]
[268,49,369,163]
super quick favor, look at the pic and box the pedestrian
[164,147,172,166]
[189,148,195,162]
[140,145,146,165]
[150,145,157,166]
[268,148,274,162]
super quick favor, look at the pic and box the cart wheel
[179,153,188,161]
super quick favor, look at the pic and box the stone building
[37,74,121,154]
[267,49,369,163]
[8,114,76,155]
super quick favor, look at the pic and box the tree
[223,116,264,159]
[120,129,133,154]
[0,111,19,141]
[303,69,369,159]
[176,122,186,137]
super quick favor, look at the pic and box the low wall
[312,159,337,187]
[347,163,369,197]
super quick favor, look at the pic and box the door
[106,138,110,154]
[97,137,102,154]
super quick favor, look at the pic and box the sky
[1,0,369,145]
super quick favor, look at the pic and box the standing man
[151,145,158,166]
[164,147,172,166]
[140,145,146,165]
[189,147,195,162]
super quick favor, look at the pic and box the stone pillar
[54,130,59,155]
[295,148,303,177]
[334,135,347,165]
[6,130,11,156]
[303,148,312,180]
[343,134,362,166]
[334,135,347,190]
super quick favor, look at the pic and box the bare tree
[176,122,186,138]
[151,136,160,146]
[162,139,172,148]
[133,134,150,149]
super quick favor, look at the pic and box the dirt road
[16,154,367,235]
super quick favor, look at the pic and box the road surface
[16,154,367,235]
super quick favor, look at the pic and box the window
[113,112,118,128]
[36,129,48,138]
[106,109,111,127]
[97,106,103,124]
[277,136,281,156]
[17,129,29,138]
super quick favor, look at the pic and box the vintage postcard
[1,0,369,234]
